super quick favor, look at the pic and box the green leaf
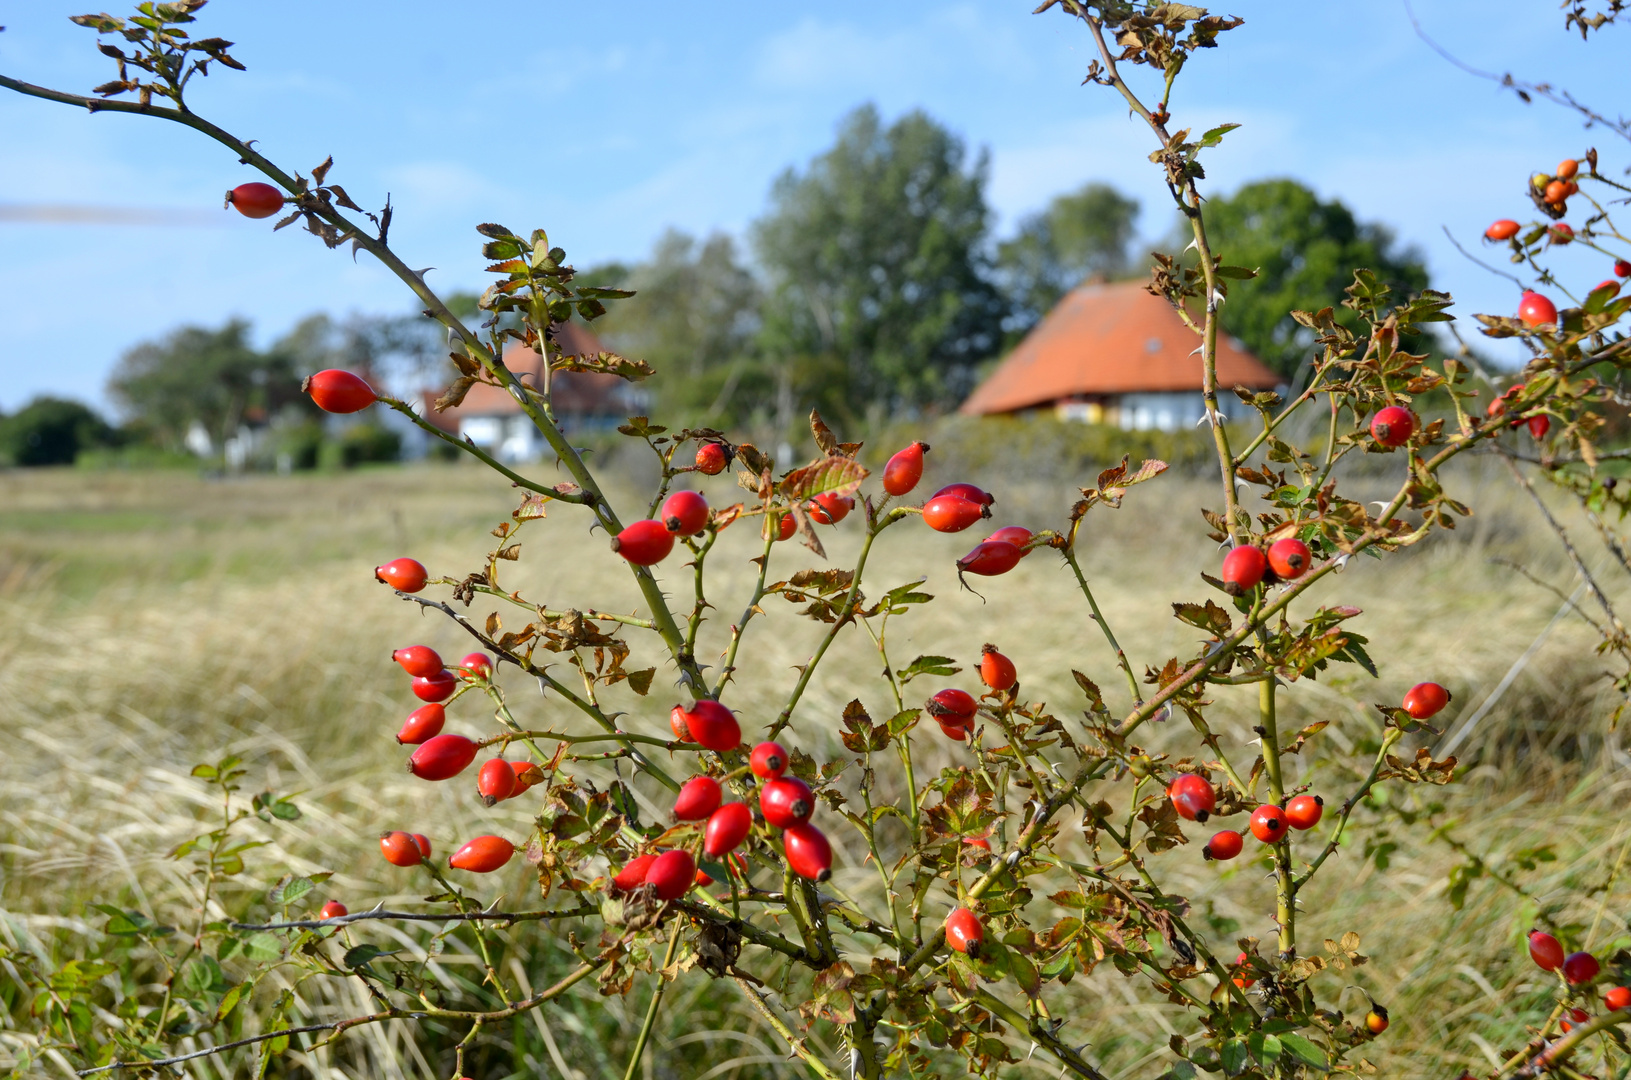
[1215,264,1257,280]
[886,709,921,736]
[896,655,960,683]
[1278,1033,1328,1070]
[268,875,314,906]
[216,981,248,1023]
[342,944,393,969]
[1248,1031,1281,1069]
[242,933,283,963]
[1220,1038,1248,1075]
[1198,123,1241,147]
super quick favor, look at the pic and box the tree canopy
[1197,179,1432,379]
[997,182,1141,338]
[753,105,1005,417]
[0,397,116,466]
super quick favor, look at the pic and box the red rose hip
[979,645,1016,691]
[408,733,478,781]
[1402,682,1450,720]
[411,670,457,703]
[883,441,928,496]
[1221,545,1267,593]
[809,492,854,525]
[1204,829,1244,861]
[1485,219,1520,241]
[612,853,658,892]
[320,900,347,920]
[1529,931,1564,971]
[957,540,1023,577]
[660,490,709,536]
[380,830,425,867]
[610,519,676,566]
[1370,405,1415,448]
[749,741,789,779]
[1250,804,1288,842]
[1285,794,1323,830]
[375,557,428,592]
[1564,952,1601,985]
[931,483,994,508]
[945,907,984,954]
[1266,537,1311,580]
[673,699,740,752]
[1518,291,1558,328]
[922,495,985,533]
[303,369,376,413]
[694,442,728,475]
[397,703,446,745]
[227,181,284,218]
[393,645,444,678]
[449,835,514,873]
[477,759,517,806]
[760,776,814,829]
[459,652,493,679]
[984,525,1033,554]
[782,822,833,881]
[1605,986,1631,1011]
[645,849,696,900]
[673,776,723,821]
[1167,774,1215,822]
[704,802,753,858]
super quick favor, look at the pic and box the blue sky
[1,2,1626,413]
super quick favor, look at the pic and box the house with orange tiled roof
[423,323,649,462]
[961,280,1281,430]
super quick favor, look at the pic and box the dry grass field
[2,446,1629,1079]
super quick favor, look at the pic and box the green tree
[998,182,1141,337]
[1196,179,1432,379]
[753,104,1005,418]
[586,230,760,422]
[108,320,307,450]
[0,397,117,466]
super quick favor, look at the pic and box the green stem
[1062,548,1141,707]
[1259,679,1294,958]
[621,922,682,1080]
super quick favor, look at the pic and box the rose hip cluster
[1173,681,1452,862]
[1526,930,1630,1037]
[1481,157,1628,334]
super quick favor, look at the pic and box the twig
[230,905,596,931]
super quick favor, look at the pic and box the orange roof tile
[960,281,1280,415]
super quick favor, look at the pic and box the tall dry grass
[1,447,1628,1079]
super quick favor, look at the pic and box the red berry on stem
[1528,415,1551,440]
[1564,952,1601,985]
[1485,219,1520,241]
[1364,1004,1390,1035]
[380,831,425,867]
[774,513,797,541]
[397,703,446,745]
[979,645,1017,691]
[1549,223,1574,245]
[1167,774,1216,822]
[1605,986,1631,1011]
[760,776,814,829]
[945,907,984,954]
[1370,405,1415,448]
[673,776,723,821]
[674,699,741,752]
[411,670,457,703]
[1562,1006,1589,1033]
[612,853,658,892]
[926,688,978,728]
[227,181,284,219]
[303,369,376,413]
[610,519,675,566]
[922,495,985,533]
[449,835,514,873]
[809,492,854,525]
[1204,829,1244,861]
[1221,546,1267,593]
[783,822,833,881]
[1266,537,1312,580]
[1285,794,1324,830]
[704,802,753,858]
[477,759,517,806]
[957,540,1023,577]
[938,718,970,742]
[320,900,347,920]
[670,705,694,743]
[694,442,728,475]
[661,490,709,536]
[1250,804,1288,842]
[1558,159,1580,180]
[408,733,478,781]
[750,741,789,779]
[1233,952,1256,988]
[1529,931,1565,971]
[412,834,432,858]
[931,483,994,507]
[1402,682,1451,720]
[393,645,444,678]
[375,557,428,592]
[1519,291,1559,328]
[646,849,696,900]
[1616,259,1631,279]
[459,652,492,679]
[984,525,1033,554]
[883,441,929,496]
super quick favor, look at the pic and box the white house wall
[1114,391,1255,431]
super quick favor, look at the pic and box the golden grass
[2,453,1629,1079]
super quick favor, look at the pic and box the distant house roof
[428,323,630,423]
[960,281,1281,415]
